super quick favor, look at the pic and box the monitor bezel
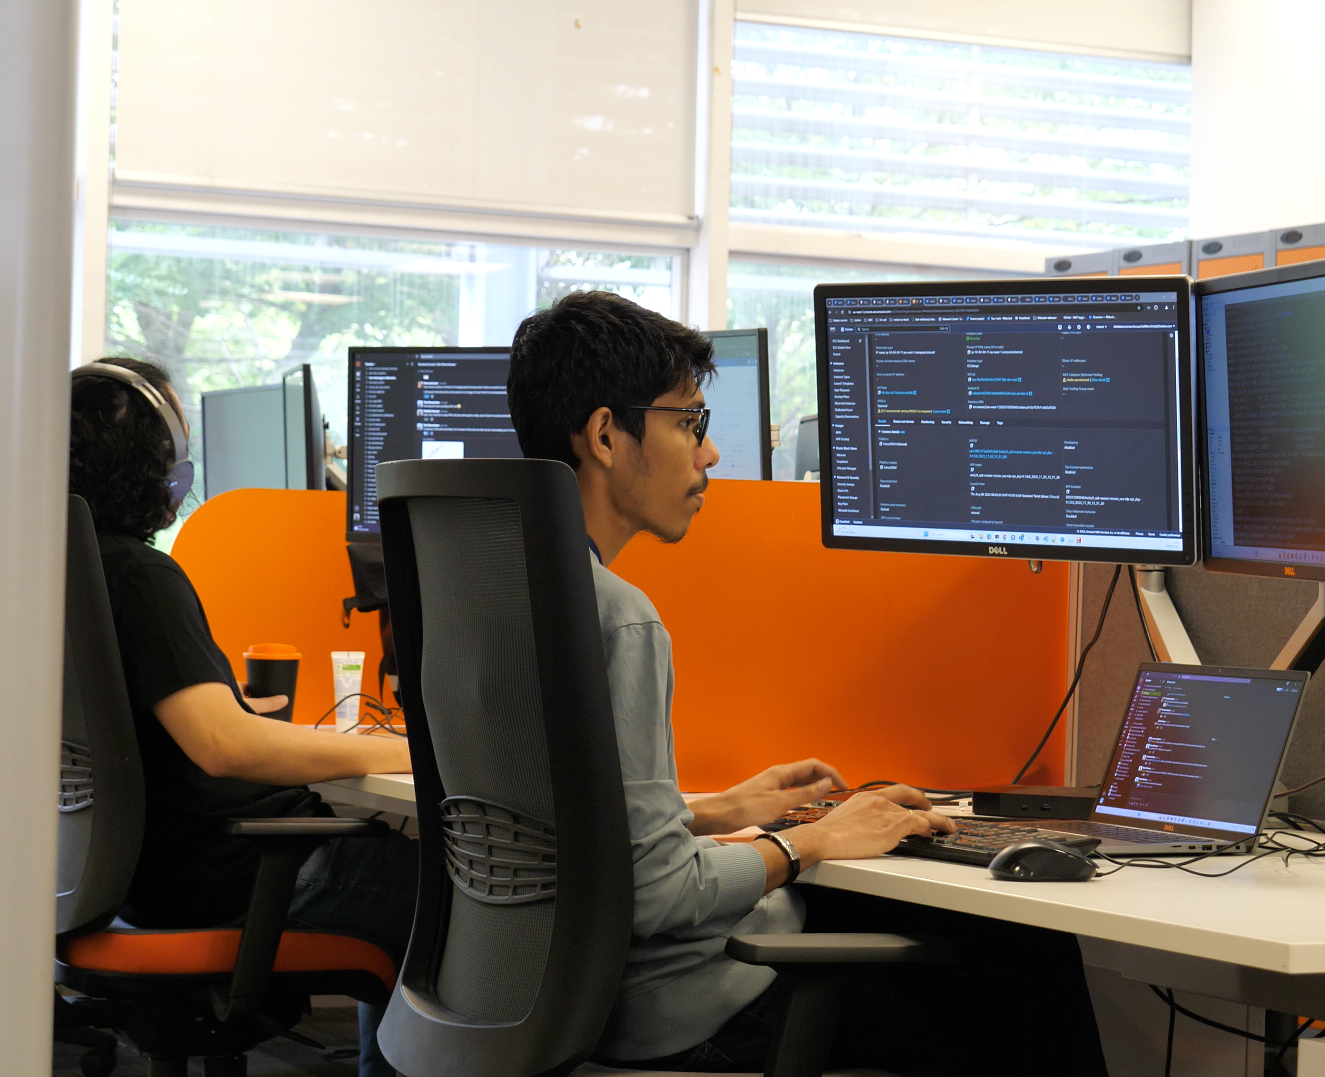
[814,275,1198,566]
[702,327,772,480]
[1196,259,1325,580]
[346,345,512,543]
[1091,662,1309,843]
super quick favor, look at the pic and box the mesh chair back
[376,459,632,1077]
[57,496,145,937]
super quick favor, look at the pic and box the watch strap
[756,831,801,884]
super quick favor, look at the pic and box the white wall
[0,0,78,1073]
[1190,0,1325,237]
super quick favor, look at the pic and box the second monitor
[814,277,1197,565]
[347,346,520,539]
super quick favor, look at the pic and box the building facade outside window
[730,22,1191,249]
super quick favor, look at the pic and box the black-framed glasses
[629,405,711,444]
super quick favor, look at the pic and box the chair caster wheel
[79,1047,117,1077]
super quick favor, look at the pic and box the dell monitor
[347,346,519,539]
[1199,259,1325,579]
[814,277,1196,564]
[701,328,772,480]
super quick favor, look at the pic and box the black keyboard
[894,820,1100,867]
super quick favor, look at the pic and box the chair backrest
[376,459,633,1077]
[56,495,146,937]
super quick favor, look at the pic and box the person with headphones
[69,358,418,1077]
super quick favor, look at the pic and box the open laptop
[897,663,1309,864]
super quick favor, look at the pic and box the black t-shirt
[97,532,325,927]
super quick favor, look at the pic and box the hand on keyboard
[790,789,957,862]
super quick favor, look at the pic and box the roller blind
[730,21,1190,248]
[114,0,699,223]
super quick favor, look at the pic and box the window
[105,219,677,537]
[728,259,1010,478]
[730,22,1190,249]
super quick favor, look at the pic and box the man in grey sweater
[506,291,1109,1076]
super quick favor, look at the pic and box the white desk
[312,773,415,817]
[315,775,1325,1070]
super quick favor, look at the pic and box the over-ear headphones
[71,362,195,507]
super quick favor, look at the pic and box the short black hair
[70,357,184,540]
[507,290,715,468]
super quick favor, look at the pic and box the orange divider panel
[1198,254,1265,279]
[171,490,385,726]
[173,485,1070,790]
[611,480,1070,792]
[1277,246,1325,267]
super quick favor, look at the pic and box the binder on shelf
[1043,249,1116,277]
[1192,230,1275,279]
[1117,240,1189,276]
[1275,223,1325,267]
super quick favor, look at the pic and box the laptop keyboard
[1040,819,1198,844]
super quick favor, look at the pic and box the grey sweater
[590,554,805,1061]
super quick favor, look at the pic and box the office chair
[374,459,954,1077]
[55,495,397,1077]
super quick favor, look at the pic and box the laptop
[897,663,1309,864]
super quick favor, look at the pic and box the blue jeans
[287,829,419,1077]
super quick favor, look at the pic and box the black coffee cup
[244,644,301,722]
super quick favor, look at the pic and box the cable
[1147,984,1295,1046]
[312,692,407,736]
[1094,827,1325,879]
[1012,563,1123,784]
[1281,773,1325,797]
[1271,1014,1315,1073]
[1163,987,1175,1077]
[1128,565,1159,661]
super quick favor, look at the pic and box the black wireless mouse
[988,838,1097,882]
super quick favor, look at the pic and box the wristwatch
[755,831,801,884]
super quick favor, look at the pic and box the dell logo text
[988,546,1008,555]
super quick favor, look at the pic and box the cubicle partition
[172,484,1074,792]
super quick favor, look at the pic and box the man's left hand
[687,758,847,836]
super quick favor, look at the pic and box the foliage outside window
[104,220,674,540]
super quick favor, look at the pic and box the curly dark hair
[70,358,185,540]
[507,291,715,469]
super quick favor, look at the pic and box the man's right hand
[751,789,956,892]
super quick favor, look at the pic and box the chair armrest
[222,817,390,838]
[213,815,389,1022]
[726,932,957,966]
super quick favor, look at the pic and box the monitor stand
[1270,582,1325,673]
[1133,566,1200,664]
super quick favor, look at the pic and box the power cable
[1011,564,1122,784]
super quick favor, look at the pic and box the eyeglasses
[629,405,711,444]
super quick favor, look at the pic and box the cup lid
[245,643,302,659]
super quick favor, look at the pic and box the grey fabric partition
[1075,564,1325,816]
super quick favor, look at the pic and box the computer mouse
[988,839,1097,882]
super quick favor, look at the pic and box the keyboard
[1035,819,1197,845]
[895,820,1100,866]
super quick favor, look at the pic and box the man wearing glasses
[505,291,1107,1077]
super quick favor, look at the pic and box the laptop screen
[1091,665,1307,839]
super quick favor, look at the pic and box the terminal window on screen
[1223,290,1325,552]
[349,351,520,534]
[824,291,1184,551]
[1095,671,1301,832]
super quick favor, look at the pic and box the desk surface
[804,853,1325,975]
[315,774,1325,976]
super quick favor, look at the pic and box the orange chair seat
[61,928,396,993]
